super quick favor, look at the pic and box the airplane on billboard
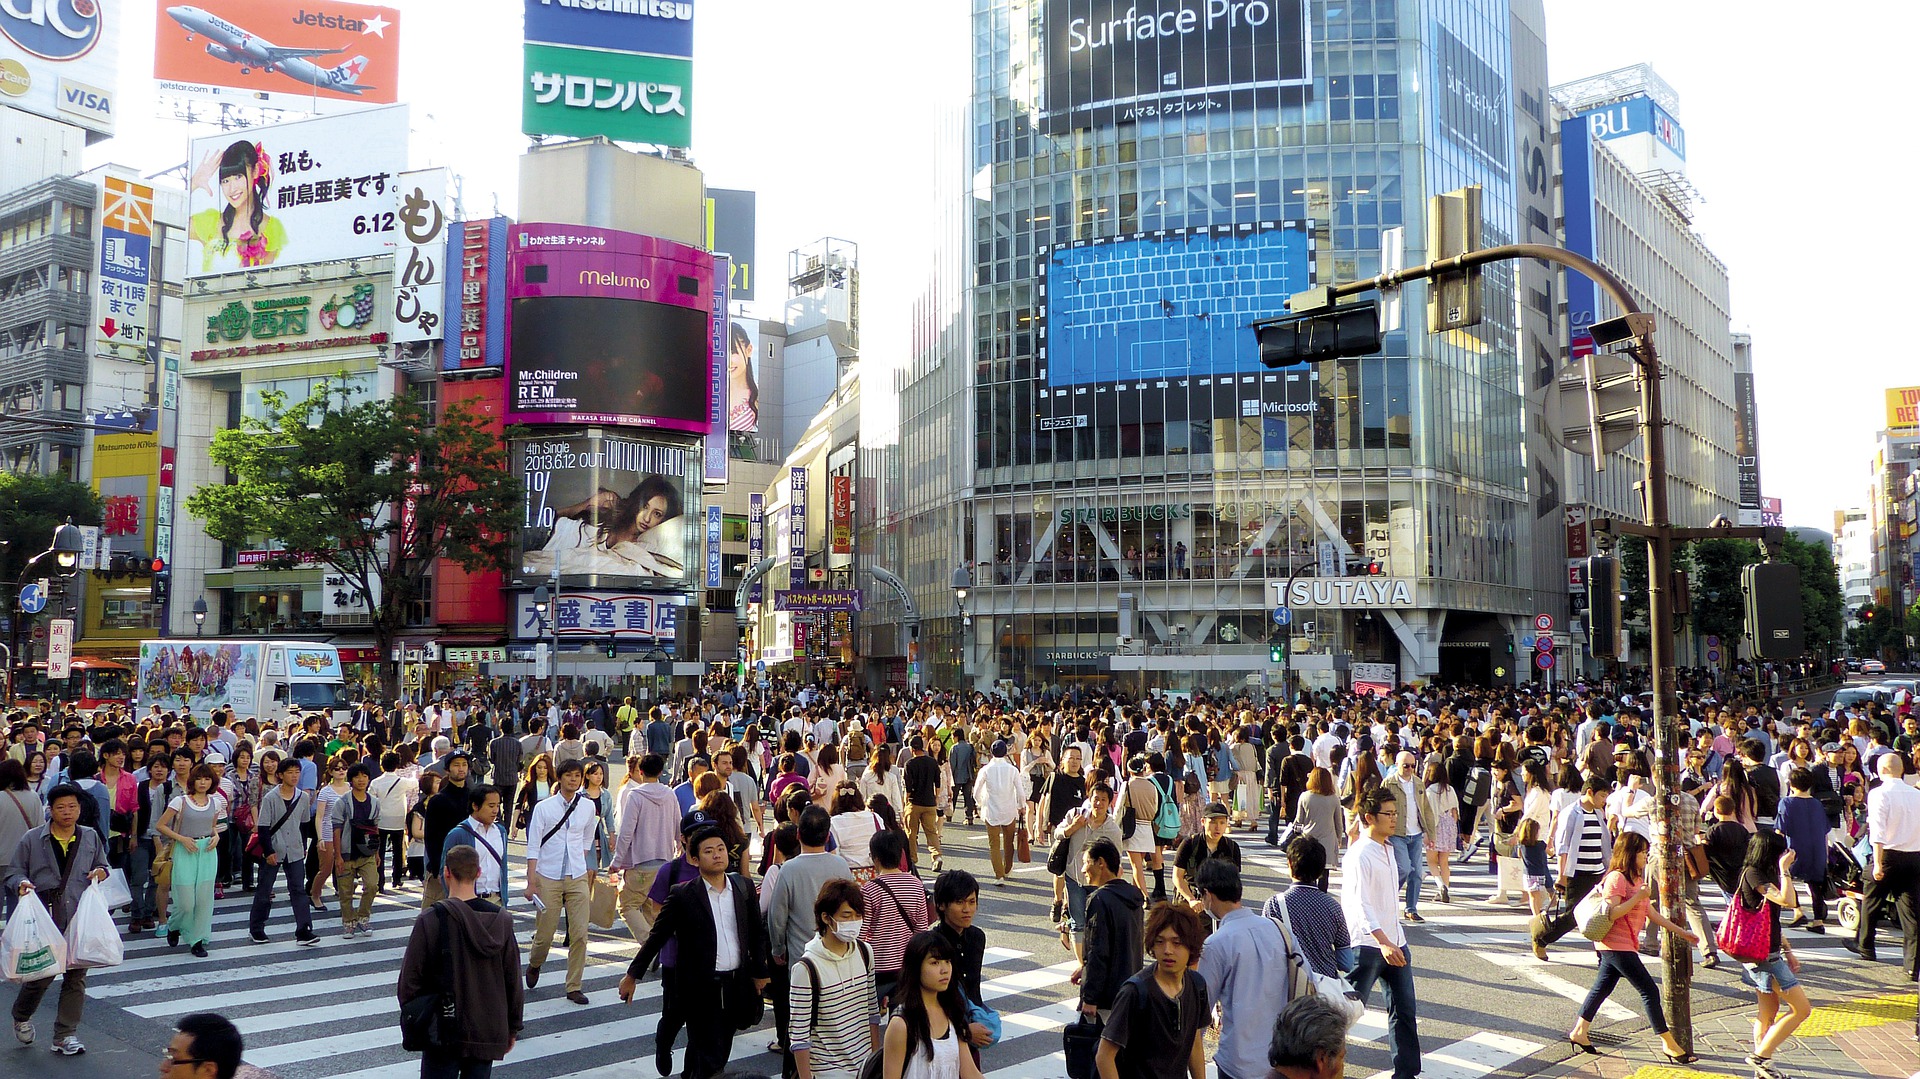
[165,6,376,97]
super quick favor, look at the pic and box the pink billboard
[505,224,716,433]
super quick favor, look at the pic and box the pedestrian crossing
[42,822,1884,1078]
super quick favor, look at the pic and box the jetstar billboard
[153,0,402,112]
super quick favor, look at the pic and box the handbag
[1062,1014,1104,1079]
[1716,890,1773,963]
[1045,831,1073,876]
[1574,881,1618,943]
[400,904,461,1052]
[1268,903,1364,1022]
[1015,823,1031,864]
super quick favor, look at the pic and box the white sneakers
[13,1020,32,1045]
[51,1035,85,1056]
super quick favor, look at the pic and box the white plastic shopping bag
[94,868,132,911]
[65,888,124,969]
[1,891,68,982]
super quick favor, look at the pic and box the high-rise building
[887,0,1572,695]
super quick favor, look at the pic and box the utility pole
[1262,231,1799,1051]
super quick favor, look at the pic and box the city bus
[7,658,137,713]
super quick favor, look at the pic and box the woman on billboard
[524,475,687,579]
[188,141,288,273]
[728,320,759,432]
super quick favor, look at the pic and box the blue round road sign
[1535,652,1555,670]
[17,583,45,615]
[1272,607,1294,627]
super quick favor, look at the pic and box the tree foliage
[185,378,521,697]
[0,473,103,583]
[1687,532,1843,658]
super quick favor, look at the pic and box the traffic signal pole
[1301,240,1705,1048]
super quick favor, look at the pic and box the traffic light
[1588,555,1622,659]
[1269,642,1286,663]
[1744,562,1805,660]
[1255,296,1383,368]
[1427,185,1483,331]
[150,570,170,606]
[605,641,618,658]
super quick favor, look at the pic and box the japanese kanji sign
[97,177,153,357]
[522,43,692,149]
[390,168,448,345]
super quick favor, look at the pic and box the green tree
[0,473,103,672]
[186,379,521,700]
[1618,534,1650,651]
[1849,601,1897,658]
[1776,532,1843,655]
[1686,538,1758,655]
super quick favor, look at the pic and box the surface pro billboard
[1040,0,1310,133]
[505,224,715,433]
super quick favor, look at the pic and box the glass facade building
[907,0,1552,695]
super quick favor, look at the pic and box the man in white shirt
[523,759,600,1004]
[973,740,1033,884]
[1340,786,1420,1079]
[1852,753,1920,971]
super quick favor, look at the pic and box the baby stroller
[1829,838,1867,935]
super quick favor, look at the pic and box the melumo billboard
[505,224,715,433]
[153,0,402,112]
[1040,0,1310,134]
[0,0,121,140]
[185,103,409,277]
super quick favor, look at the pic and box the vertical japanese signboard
[789,467,808,589]
[97,177,153,356]
[48,619,74,680]
[391,168,448,344]
[830,475,853,556]
[706,253,730,484]
[748,492,764,605]
[705,504,723,588]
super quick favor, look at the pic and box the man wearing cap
[421,751,472,907]
[973,739,1031,885]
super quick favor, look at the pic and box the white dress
[900,1024,962,1079]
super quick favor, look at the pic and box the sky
[79,0,1907,532]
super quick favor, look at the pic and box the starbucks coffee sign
[1270,577,1416,608]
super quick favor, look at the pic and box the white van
[138,640,351,725]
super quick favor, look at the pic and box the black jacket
[423,780,471,874]
[629,871,770,983]
[1080,878,1145,1009]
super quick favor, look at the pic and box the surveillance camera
[1710,514,1733,530]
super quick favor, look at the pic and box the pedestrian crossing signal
[1269,642,1286,663]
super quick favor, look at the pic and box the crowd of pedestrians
[0,667,1912,1079]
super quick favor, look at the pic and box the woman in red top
[1568,831,1701,1063]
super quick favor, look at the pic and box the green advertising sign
[523,43,693,149]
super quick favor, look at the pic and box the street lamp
[23,517,87,574]
[192,597,208,637]
[951,565,972,693]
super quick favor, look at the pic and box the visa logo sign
[56,77,111,123]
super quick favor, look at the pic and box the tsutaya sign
[1270,577,1416,608]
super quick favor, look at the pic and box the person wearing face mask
[790,879,881,1079]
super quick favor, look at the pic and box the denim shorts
[1743,955,1799,993]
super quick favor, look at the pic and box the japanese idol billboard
[184,103,409,277]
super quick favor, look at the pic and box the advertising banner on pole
[185,104,410,277]
[48,619,74,680]
[0,0,120,139]
[153,0,401,111]
[391,168,448,344]
[97,177,154,357]
[1733,370,1762,525]
[830,475,852,556]
[789,468,808,589]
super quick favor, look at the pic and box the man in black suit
[620,826,771,1079]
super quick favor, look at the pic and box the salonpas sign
[1270,578,1416,608]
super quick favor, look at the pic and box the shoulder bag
[1574,873,1622,942]
[399,904,461,1053]
[1716,890,1773,963]
[1268,899,1365,1022]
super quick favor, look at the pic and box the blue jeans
[1388,833,1426,913]
[1349,944,1420,1079]
[1064,878,1088,932]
